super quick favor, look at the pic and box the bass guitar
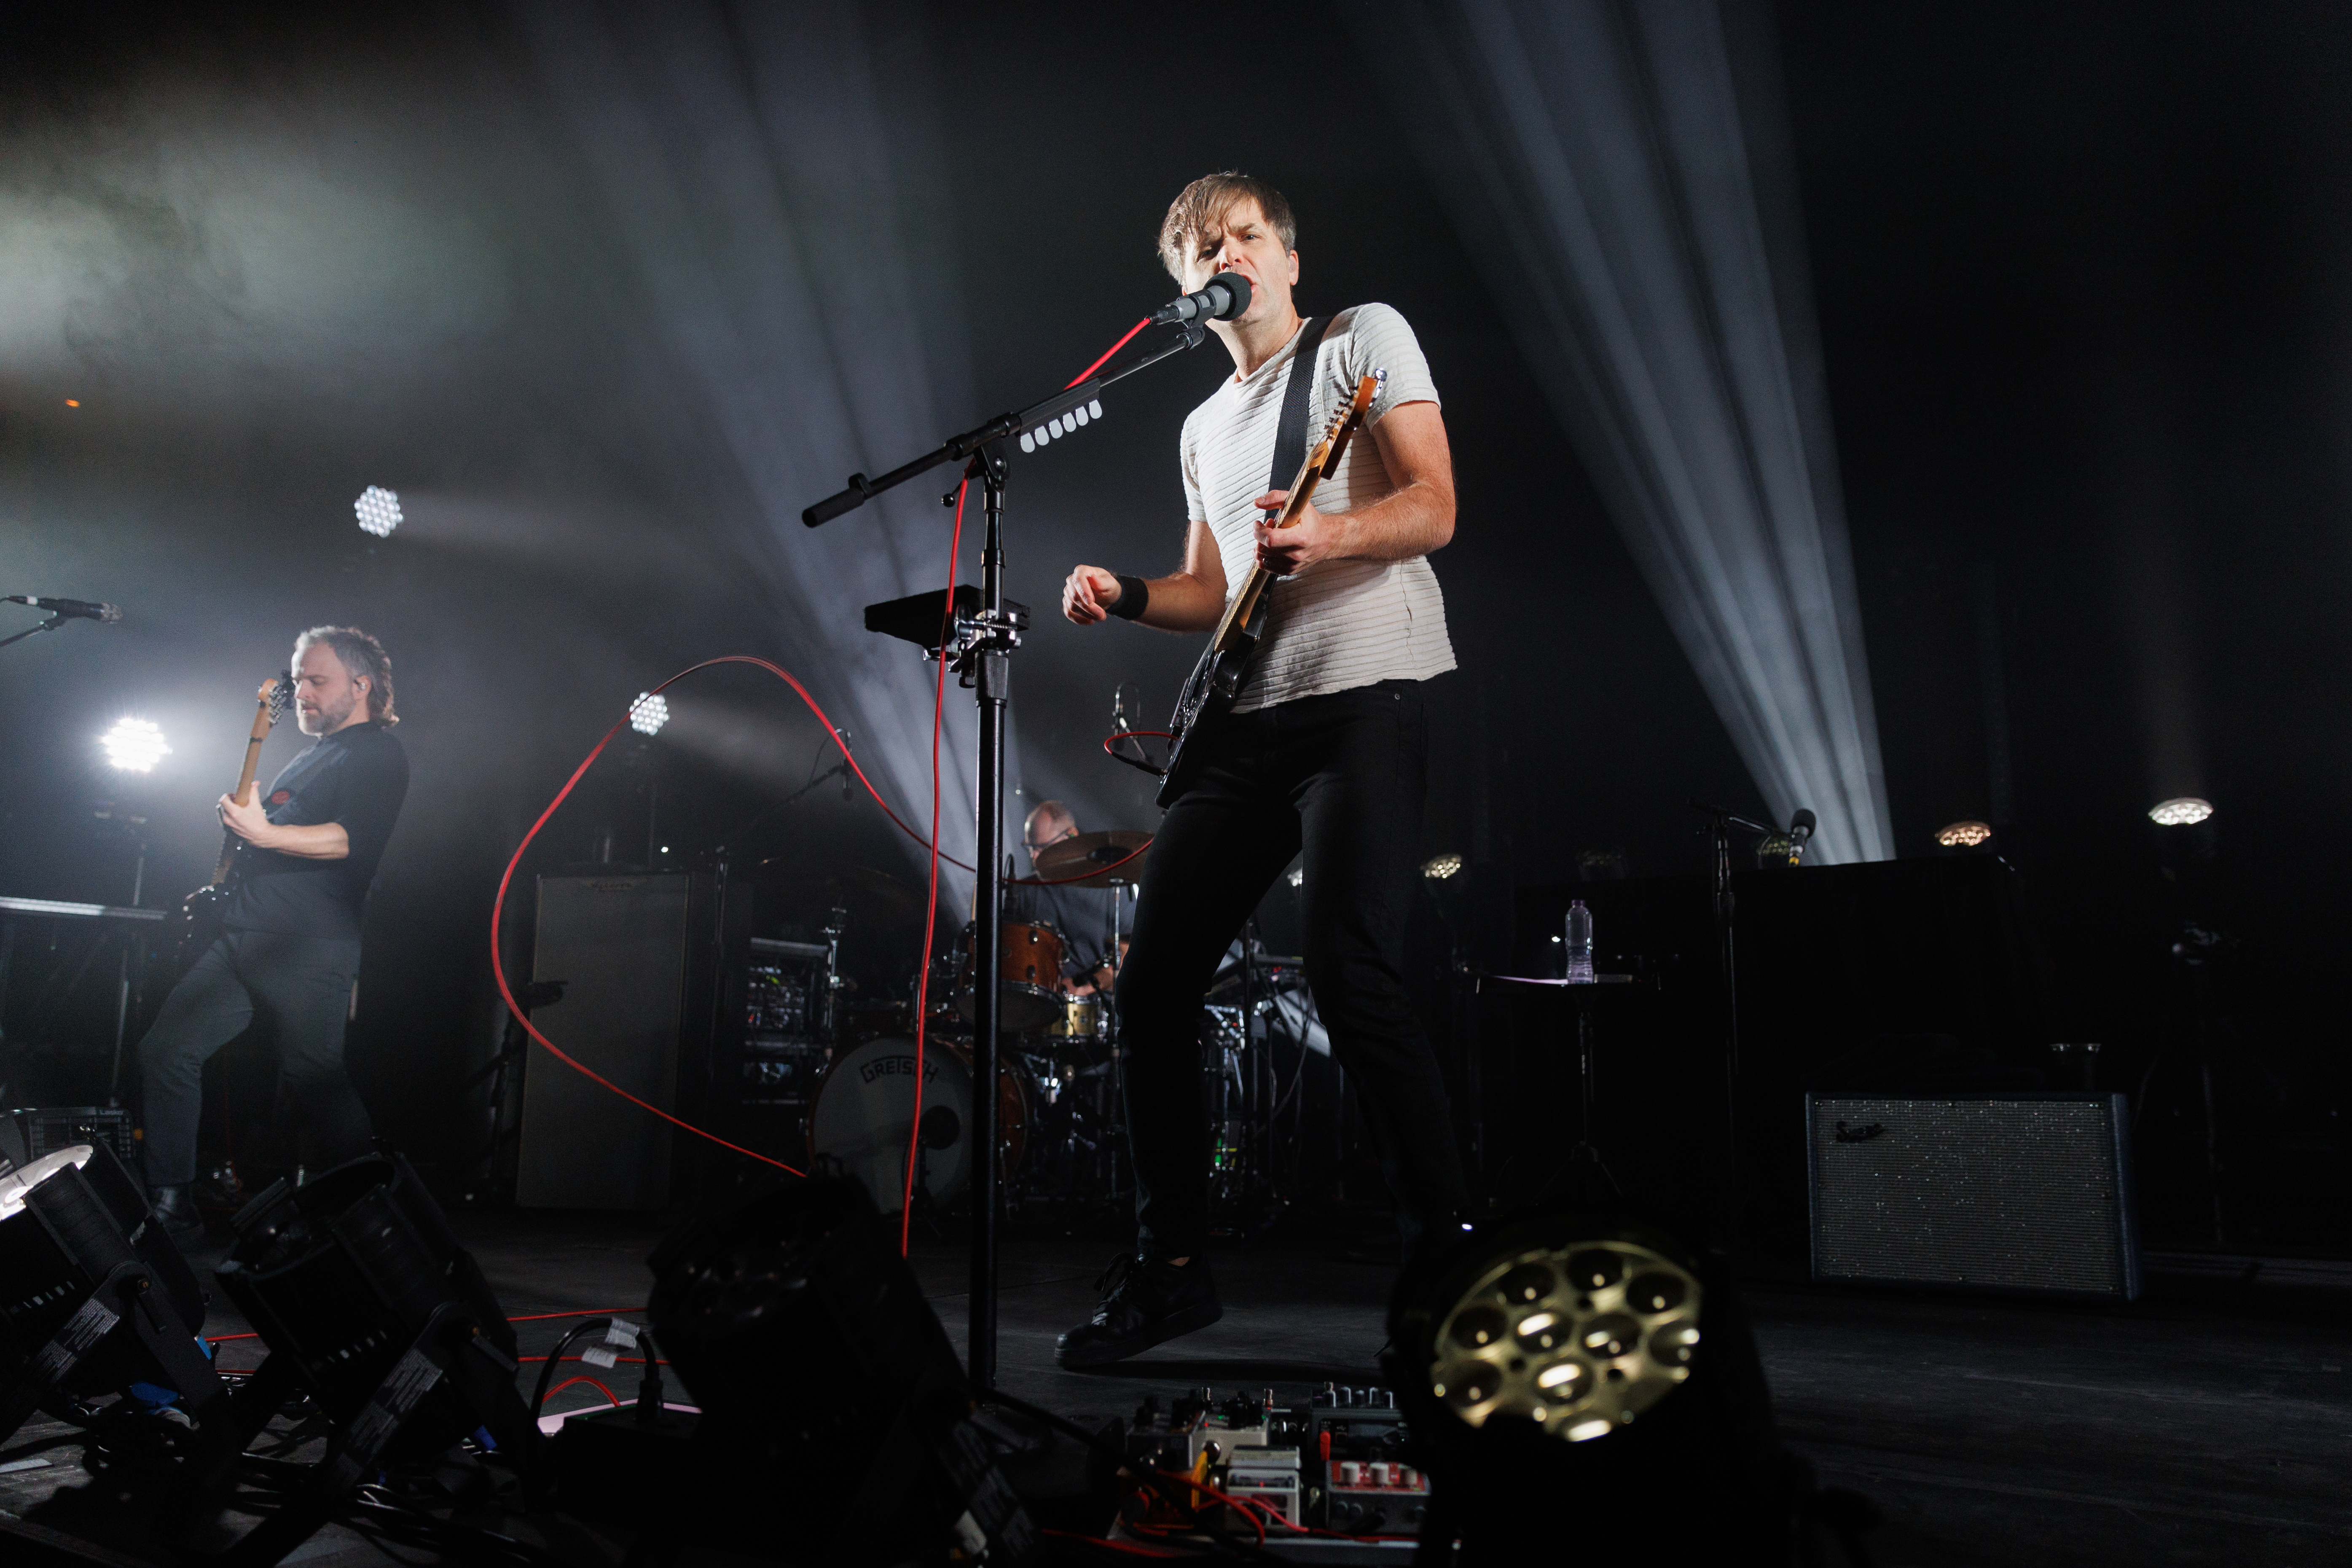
[1155,369,1384,808]
[175,675,291,967]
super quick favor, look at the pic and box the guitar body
[174,884,230,972]
[1156,372,1383,808]
[1156,612,1264,808]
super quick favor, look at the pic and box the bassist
[1055,173,1466,1366]
[135,627,408,1240]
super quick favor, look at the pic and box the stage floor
[3,1210,2346,1565]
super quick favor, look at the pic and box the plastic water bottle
[1564,899,1595,984]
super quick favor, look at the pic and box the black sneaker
[1055,1251,1222,1369]
[149,1184,205,1243]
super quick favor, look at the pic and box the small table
[1476,973,1650,1201]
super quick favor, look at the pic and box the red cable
[1068,318,1152,387]
[903,479,966,1254]
[542,1375,621,1410]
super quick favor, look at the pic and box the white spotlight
[354,486,403,537]
[1423,851,1464,881]
[1935,820,1993,848]
[629,692,670,736]
[102,718,170,772]
[2149,797,2212,827]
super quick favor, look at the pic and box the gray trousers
[135,929,375,1187]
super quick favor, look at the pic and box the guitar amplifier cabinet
[1806,1093,2141,1301]
[516,874,691,1210]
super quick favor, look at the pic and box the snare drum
[955,920,1065,1032]
[1044,994,1103,1046]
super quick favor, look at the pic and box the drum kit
[805,830,1160,1226]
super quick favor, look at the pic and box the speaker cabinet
[516,873,690,1210]
[1806,1093,2140,1300]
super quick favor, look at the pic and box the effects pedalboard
[1120,1383,1432,1550]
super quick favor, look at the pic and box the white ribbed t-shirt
[1180,302,1457,714]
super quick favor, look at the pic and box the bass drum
[807,1036,1031,1214]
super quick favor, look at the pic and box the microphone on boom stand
[1150,271,1252,327]
[1786,808,1818,866]
[1,594,121,651]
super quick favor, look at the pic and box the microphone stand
[1687,800,1774,1222]
[803,317,1212,1393]
[0,613,67,652]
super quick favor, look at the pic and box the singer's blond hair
[1157,172,1297,281]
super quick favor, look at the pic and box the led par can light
[0,1141,221,1443]
[196,1153,541,1564]
[646,1176,1036,1565]
[1384,1211,1798,1565]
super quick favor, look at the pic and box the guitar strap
[1268,314,1339,497]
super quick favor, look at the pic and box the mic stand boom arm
[800,319,1207,529]
[0,613,67,652]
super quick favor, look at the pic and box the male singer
[1053,173,1467,1367]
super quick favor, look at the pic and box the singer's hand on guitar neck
[217,792,350,860]
[1255,401,1458,575]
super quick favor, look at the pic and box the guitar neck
[210,696,279,886]
[1211,438,1344,651]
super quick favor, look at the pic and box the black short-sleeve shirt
[221,721,409,941]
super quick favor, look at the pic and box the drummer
[1010,800,1124,995]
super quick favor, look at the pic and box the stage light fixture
[643,1176,1035,1563]
[2150,797,2212,826]
[101,717,170,772]
[353,486,402,537]
[1386,1211,1802,1564]
[190,1153,540,1564]
[628,691,669,736]
[1935,820,1993,848]
[1423,852,1464,881]
[0,1141,223,1447]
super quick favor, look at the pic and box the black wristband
[1107,575,1150,621]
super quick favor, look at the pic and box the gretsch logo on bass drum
[860,1055,942,1086]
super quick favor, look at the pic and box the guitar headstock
[1312,371,1386,478]
[264,677,292,725]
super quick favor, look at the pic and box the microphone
[6,592,119,620]
[1150,271,1252,327]
[1787,808,1818,866]
[5,595,119,623]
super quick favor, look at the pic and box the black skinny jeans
[1114,678,1468,1257]
[136,929,376,1187]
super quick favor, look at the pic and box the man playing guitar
[136,627,408,1240]
[1055,173,1468,1367]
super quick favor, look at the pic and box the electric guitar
[175,675,291,965]
[1155,369,1385,808]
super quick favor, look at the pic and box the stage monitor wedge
[1807,1093,2140,1301]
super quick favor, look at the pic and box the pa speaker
[1806,1093,2140,1301]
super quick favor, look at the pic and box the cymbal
[1031,829,1151,889]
